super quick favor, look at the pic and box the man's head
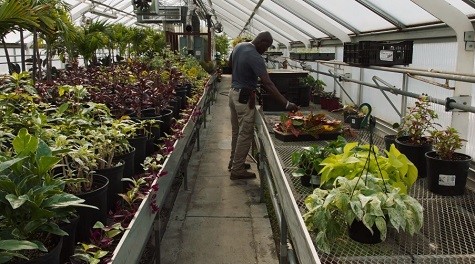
[251,31,273,54]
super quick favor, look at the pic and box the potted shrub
[0,129,93,263]
[303,174,423,253]
[395,96,440,178]
[291,136,346,187]
[425,127,471,195]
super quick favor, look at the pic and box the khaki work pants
[228,88,256,173]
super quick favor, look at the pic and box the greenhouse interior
[1,0,475,263]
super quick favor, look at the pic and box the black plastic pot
[395,136,432,178]
[96,162,125,212]
[76,174,109,242]
[141,107,157,117]
[114,147,136,180]
[348,220,382,244]
[169,96,181,119]
[59,216,79,263]
[300,175,311,187]
[425,151,471,196]
[175,88,188,109]
[128,136,147,173]
[349,115,364,129]
[184,83,193,97]
[25,235,63,264]
[384,134,397,152]
[146,136,155,156]
[159,108,173,138]
[299,174,320,188]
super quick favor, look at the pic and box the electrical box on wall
[179,37,208,62]
[135,2,187,24]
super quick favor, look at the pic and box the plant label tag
[438,174,456,186]
[380,50,394,61]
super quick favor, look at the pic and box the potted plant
[319,142,418,194]
[273,112,342,141]
[306,76,326,105]
[291,136,346,187]
[320,91,340,111]
[425,126,471,195]
[395,96,440,178]
[0,129,93,263]
[303,174,423,253]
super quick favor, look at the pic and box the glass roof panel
[366,0,438,26]
[261,0,327,39]
[445,0,475,16]
[310,0,394,32]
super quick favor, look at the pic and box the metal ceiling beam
[213,0,291,45]
[257,0,323,40]
[240,0,311,46]
[461,0,475,9]
[213,3,289,46]
[240,0,264,36]
[355,0,406,29]
[220,20,246,38]
[271,0,350,43]
[301,0,360,35]
[258,2,315,39]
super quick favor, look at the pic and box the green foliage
[398,96,440,144]
[71,221,124,264]
[215,33,230,57]
[319,142,418,194]
[0,129,92,262]
[300,75,326,96]
[303,175,423,253]
[428,126,466,160]
[291,136,346,178]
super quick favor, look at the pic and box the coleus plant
[274,111,342,137]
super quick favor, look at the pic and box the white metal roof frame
[4,0,475,46]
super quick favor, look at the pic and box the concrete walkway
[160,75,278,264]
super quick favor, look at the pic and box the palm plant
[0,0,41,70]
[37,0,76,80]
[76,20,110,67]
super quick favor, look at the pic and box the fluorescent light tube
[89,8,118,19]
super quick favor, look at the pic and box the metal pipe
[316,60,475,83]
[393,65,475,77]
[373,78,402,117]
[239,0,264,36]
[329,69,356,106]
[280,59,475,113]
[261,154,298,264]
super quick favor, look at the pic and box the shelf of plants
[255,106,475,264]
[111,76,214,263]
[0,47,214,264]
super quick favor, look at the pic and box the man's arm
[259,72,298,111]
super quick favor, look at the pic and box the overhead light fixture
[135,22,150,28]
[89,8,118,19]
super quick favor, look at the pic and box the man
[228,31,299,180]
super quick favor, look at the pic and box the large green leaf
[0,240,40,251]
[0,157,27,173]
[12,128,38,155]
[5,194,28,209]
[43,193,87,208]
[37,156,61,175]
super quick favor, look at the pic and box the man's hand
[286,101,299,112]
